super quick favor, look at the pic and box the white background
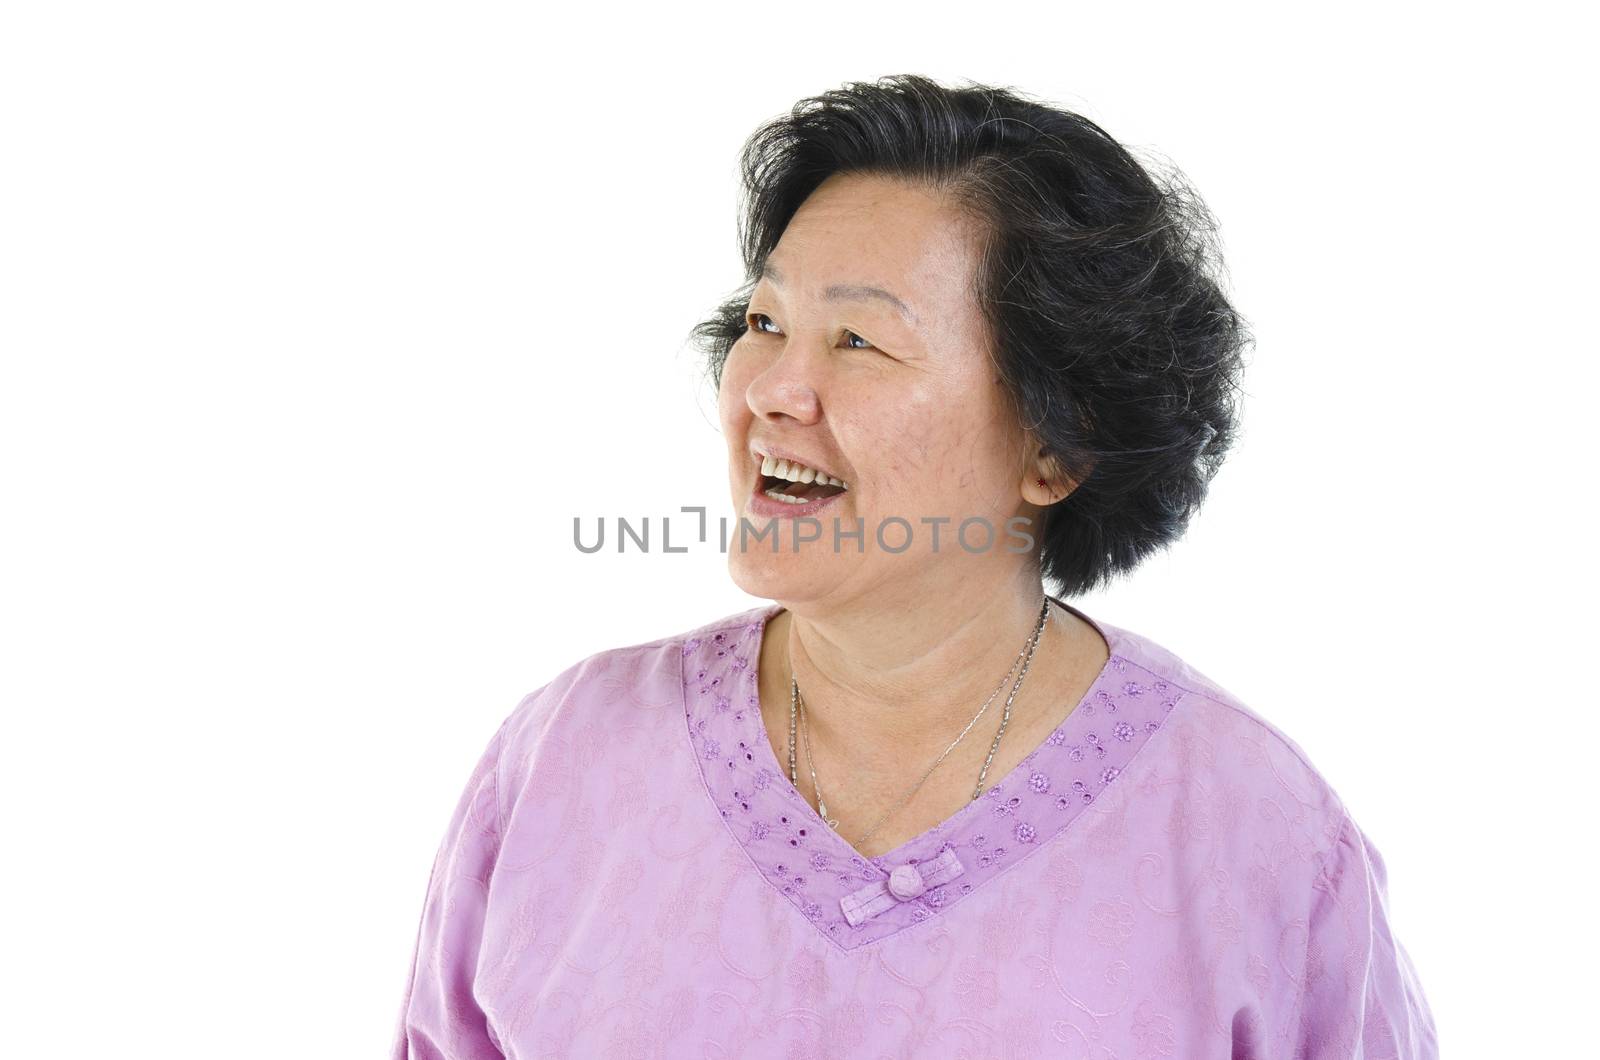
[2,2,1592,1056]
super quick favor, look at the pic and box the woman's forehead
[761,216,984,323]
[775,176,982,274]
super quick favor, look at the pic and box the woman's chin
[726,550,847,603]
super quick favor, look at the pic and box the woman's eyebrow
[760,261,918,326]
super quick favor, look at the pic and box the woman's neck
[767,572,1090,781]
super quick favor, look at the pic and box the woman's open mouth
[750,450,849,509]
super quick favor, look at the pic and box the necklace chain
[798,623,1029,837]
[787,596,1052,851]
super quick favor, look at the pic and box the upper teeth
[760,453,848,490]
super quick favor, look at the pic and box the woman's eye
[746,313,877,352]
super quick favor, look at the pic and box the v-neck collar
[682,599,1185,951]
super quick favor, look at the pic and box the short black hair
[689,74,1252,597]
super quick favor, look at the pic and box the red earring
[1036,478,1047,488]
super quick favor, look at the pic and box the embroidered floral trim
[683,604,1187,951]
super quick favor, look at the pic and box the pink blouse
[392,600,1438,1058]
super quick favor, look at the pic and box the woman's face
[719,171,1042,607]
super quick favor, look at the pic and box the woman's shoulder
[493,602,771,756]
[1101,614,1353,825]
[1101,617,1437,1056]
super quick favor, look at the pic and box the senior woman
[392,75,1437,1059]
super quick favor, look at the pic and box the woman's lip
[745,472,849,519]
[751,447,848,489]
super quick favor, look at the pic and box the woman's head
[694,75,1250,606]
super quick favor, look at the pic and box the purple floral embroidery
[991,795,1022,818]
[684,608,1184,948]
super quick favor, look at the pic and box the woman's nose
[746,345,825,425]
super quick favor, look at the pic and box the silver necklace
[787,596,1052,849]
[797,633,1026,833]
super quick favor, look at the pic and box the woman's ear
[1021,446,1093,506]
[1021,471,1059,506]
[1021,444,1064,506]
